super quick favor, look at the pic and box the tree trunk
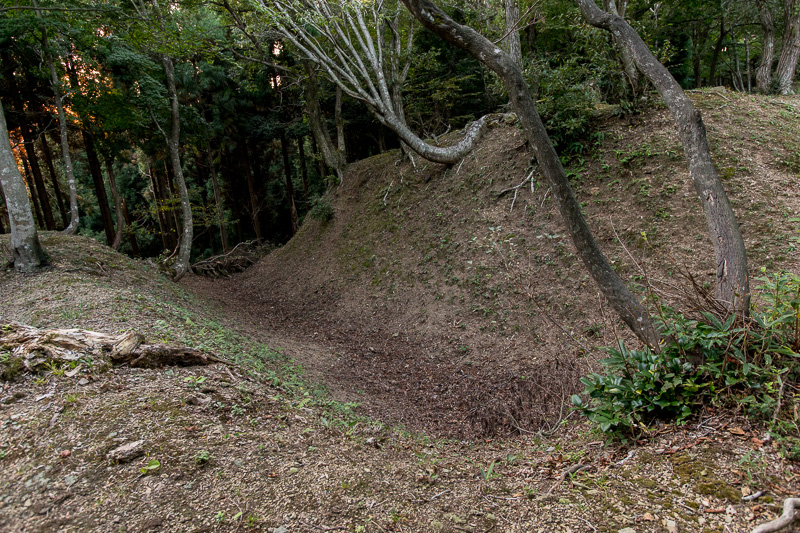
[48,56,78,234]
[40,129,68,227]
[0,101,47,272]
[709,18,727,86]
[21,128,55,230]
[160,55,193,281]
[0,186,6,234]
[103,156,124,250]
[604,0,640,96]
[504,0,524,68]
[121,198,140,255]
[297,137,310,199]
[148,163,171,251]
[756,0,777,92]
[309,133,328,183]
[205,142,228,253]
[335,86,346,165]
[575,0,750,314]
[775,0,800,94]
[303,62,346,183]
[5,69,55,231]
[400,0,661,347]
[280,131,299,236]
[20,155,44,228]
[243,142,262,241]
[80,128,115,244]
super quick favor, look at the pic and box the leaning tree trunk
[400,0,661,347]
[160,55,192,281]
[775,0,800,94]
[575,0,750,314]
[0,101,48,272]
[756,0,776,93]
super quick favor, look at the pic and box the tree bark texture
[399,0,661,347]
[504,0,524,68]
[775,0,800,94]
[161,55,193,281]
[575,0,750,314]
[0,101,48,272]
[756,0,776,92]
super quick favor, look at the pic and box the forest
[2,0,800,532]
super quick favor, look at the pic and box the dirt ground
[2,89,800,532]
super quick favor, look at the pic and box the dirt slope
[190,89,800,438]
[2,235,800,533]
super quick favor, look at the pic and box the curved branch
[751,498,800,533]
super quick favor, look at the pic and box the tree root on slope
[752,498,800,533]
[0,322,225,375]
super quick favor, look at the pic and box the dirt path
[183,274,483,438]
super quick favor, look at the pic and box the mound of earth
[188,89,800,438]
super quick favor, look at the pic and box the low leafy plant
[140,459,161,475]
[574,269,800,443]
[308,196,334,222]
[193,450,211,465]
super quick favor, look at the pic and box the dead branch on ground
[1,322,226,372]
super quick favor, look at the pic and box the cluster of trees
[2,0,797,336]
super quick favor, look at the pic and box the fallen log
[0,322,225,375]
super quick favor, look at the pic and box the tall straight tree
[0,100,47,272]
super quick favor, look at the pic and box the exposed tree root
[751,498,800,533]
[0,322,225,373]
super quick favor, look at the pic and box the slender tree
[0,100,47,272]
[400,0,661,346]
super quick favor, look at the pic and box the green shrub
[573,269,800,443]
[308,196,334,222]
